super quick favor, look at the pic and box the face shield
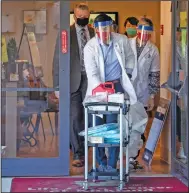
[112,23,118,33]
[94,20,112,45]
[137,25,153,47]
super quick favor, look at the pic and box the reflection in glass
[176,1,188,164]
[1,1,60,158]
[1,90,59,158]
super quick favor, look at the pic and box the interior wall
[160,1,172,100]
[159,1,172,164]
[2,1,160,87]
[71,1,160,49]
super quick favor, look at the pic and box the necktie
[80,28,87,71]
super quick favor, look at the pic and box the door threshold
[130,173,172,177]
[9,174,173,178]
[70,174,172,178]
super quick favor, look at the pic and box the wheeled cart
[83,101,131,191]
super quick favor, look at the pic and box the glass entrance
[170,0,188,184]
[1,1,70,176]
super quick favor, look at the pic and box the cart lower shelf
[88,169,129,181]
[83,169,129,190]
[88,141,129,147]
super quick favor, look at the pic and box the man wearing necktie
[53,3,94,167]
[70,3,95,168]
[70,4,95,167]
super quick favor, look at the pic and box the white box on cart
[108,93,124,111]
[88,136,104,144]
[86,93,125,111]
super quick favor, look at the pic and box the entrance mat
[11,177,188,192]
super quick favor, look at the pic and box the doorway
[68,0,188,182]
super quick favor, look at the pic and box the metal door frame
[1,1,70,176]
[1,0,188,179]
[171,0,188,186]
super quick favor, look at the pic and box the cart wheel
[118,184,123,191]
[126,176,129,183]
[118,181,124,191]
[82,182,88,190]
[124,174,129,183]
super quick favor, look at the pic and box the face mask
[138,32,151,42]
[126,28,137,37]
[76,17,89,27]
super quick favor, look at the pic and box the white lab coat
[84,34,149,159]
[129,37,160,106]
[83,32,137,105]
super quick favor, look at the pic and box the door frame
[1,1,70,176]
[170,0,188,186]
[1,0,188,179]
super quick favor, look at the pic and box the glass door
[1,1,70,176]
[170,0,188,185]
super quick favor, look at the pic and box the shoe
[72,154,84,167]
[80,156,85,163]
[72,159,84,167]
[105,165,117,173]
[97,165,106,172]
[129,158,135,169]
[129,158,144,170]
[177,145,187,159]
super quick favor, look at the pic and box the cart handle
[104,82,114,89]
[84,102,124,108]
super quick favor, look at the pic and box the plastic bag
[130,101,148,133]
[83,95,108,112]
[78,123,118,137]
[84,94,108,103]
[104,139,120,144]
[91,129,119,137]
[127,130,143,157]
[104,133,120,144]
[118,101,148,157]
[119,101,148,135]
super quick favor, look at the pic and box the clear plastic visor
[137,25,153,47]
[94,20,112,45]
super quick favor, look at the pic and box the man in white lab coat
[83,13,137,172]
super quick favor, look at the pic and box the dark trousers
[176,98,181,142]
[70,74,87,159]
[88,80,124,168]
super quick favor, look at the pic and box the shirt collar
[75,23,88,33]
[96,33,113,47]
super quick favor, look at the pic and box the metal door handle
[161,82,179,95]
